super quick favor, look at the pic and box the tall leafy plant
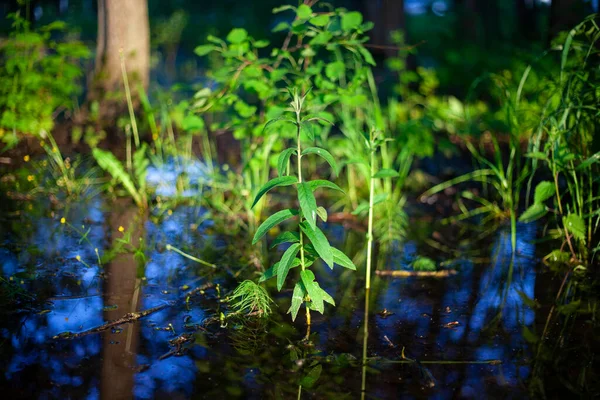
[252,88,356,324]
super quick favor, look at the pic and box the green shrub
[0,12,90,149]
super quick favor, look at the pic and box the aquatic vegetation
[229,280,273,318]
[252,88,356,324]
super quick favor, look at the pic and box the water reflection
[0,169,539,398]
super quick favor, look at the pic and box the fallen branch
[375,270,457,278]
[53,303,168,339]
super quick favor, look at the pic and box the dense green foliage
[0,12,89,149]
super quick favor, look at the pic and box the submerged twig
[53,304,168,339]
[375,270,457,278]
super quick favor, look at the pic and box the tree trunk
[365,0,405,58]
[517,0,538,41]
[91,0,149,102]
[549,0,588,38]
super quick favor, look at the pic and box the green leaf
[557,300,581,316]
[287,282,305,321]
[301,270,323,313]
[194,44,216,56]
[577,151,600,170]
[300,222,333,268]
[227,28,248,44]
[252,176,298,208]
[563,214,586,243]
[309,31,333,46]
[310,14,330,27]
[259,258,301,282]
[373,169,399,178]
[300,270,333,313]
[341,11,363,31]
[277,148,297,177]
[526,151,548,161]
[253,40,269,48]
[272,22,289,32]
[92,148,142,206]
[357,45,376,66]
[331,247,356,270]
[351,202,369,216]
[533,181,555,203]
[302,147,338,173]
[297,4,312,19]
[298,182,318,230]
[270,231,300,249]
[273,5,294,13]
[325,61,345,80]
[277,243,301,291]
[253,209,299,244]
[519,203,547,223]
[307,179,345,194]
[299,364,322,388]
[316,206,327,222]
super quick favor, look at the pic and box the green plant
[92,144,149,208]
[252,88,356,326]
[351,127,406,289]
[229,280,273,318]
[192,3,377,231]
[520,15,600,266]
[0,11,89,149]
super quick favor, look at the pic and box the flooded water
[0,160,543,399]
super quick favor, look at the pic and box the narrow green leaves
[277,243,301,291]
[300,222,333,268]
[307,180,345,194]
[316,206,327,222]
[259,258,301,282]
[298,182,318,230]
[302,147,338,174]
[288,282,305,321]
[252,176,297,208]
[331,247,357,270]
[252,209,299,244]
[301,270,335,314]
[270,231,300,249]
[277,148,297,177]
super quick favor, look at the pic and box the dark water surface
[0,163,541,399]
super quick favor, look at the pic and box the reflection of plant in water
[252,89,356,326]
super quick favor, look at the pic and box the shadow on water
[0,161,544,399]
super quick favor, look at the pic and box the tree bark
[549,0,588,38]
[91,0,150,101]
[517,0,538,41]
[365,0,405,58]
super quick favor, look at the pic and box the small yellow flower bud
[60,217,66,224]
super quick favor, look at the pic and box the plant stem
[165,244,217,268]
[120,48,140,147]
[296,109,311,326]
[366,138,375,290]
